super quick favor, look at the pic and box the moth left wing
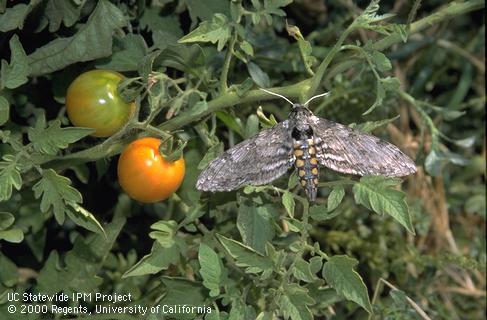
[196,120,294,191]
[309,116,416,177]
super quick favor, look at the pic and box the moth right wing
[309,116,417,177]
[196,120,294,192]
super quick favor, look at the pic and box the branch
[220,33,237,92]
[373,0,484,51]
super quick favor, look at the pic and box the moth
[196,89,416,201]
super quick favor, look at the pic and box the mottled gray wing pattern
[196,120,294,191]
[309,116,416,176]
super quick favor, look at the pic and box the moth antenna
[260,88,294,106]
[304,92,330,107]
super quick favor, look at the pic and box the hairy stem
[220,33,237,93]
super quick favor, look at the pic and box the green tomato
[66,70,134,137]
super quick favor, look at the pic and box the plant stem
[158,79,312,132]
[220,33,237,93]
[306,27,355,100]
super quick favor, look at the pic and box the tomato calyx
[158,136,187,162]
[118,77,144,103]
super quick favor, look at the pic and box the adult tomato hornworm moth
[196,89,416,201]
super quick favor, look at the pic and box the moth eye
[292,128,300,139]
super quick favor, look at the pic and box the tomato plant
[117,137,186,203]
[66,69,135,137]
[0,1,484,319]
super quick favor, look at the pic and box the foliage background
[0,0,485,319]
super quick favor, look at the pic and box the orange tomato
[66,70,135,137]
[117,137,185,203]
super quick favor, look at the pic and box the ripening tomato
[117,137,186,203]
[66,70,135,137]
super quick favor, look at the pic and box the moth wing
[309,116,416,176]
[196,120,294,191]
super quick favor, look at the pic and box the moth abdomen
[294,139,320,202]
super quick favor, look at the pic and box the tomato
[117,137,186,203]
[66,70,135,137]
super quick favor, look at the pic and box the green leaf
[282,191,296,217]
[123,242,180,277]
[216,111,244,137]
[363,80,385,115]
[42,0,81,32]
[327,186,345,212]
[363,77,401,115]
[28,0,127,76]
[355,0,395,27]
[190,100,209,116]
[0,228,23,243]
[353,176,415,234]
[237,200,276,254]
[292,258,317,283]
[0,35,29,89]
[0,212,14,230]
[96,34,148,71]
[425,149,469,176]
[217,234,274,274]
[240,40,254,57]
[156,44,206,74]
[140,8,183,51]
[0,253,18,286]
[28,117,93,155]
[198,243,224,296]
[244,114,259,139]
[235,77,254,96]
[309,204,341,221]
[158,277,208,320]
[186,0,231,22]
[350,115,400,133]
[148,220,178,248]
[370,50,391,72]
[177,149,203,205]
[178,13,231,51]
[0,95,10,125]
[309,256,323,274]
[288,171,299,189]
[36,212,126,293]
[0,159,22,201]
[277,283,314,320]
[390,289,408,308]
[32,169,83,224]
[66,203,106,236]
[0,2,40,32]
[252,0,292,25]
[322,255,372,314]
[198,143,224,170]
[286,24,316,74]
[380,76,401,91]
[247,62,270,88]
